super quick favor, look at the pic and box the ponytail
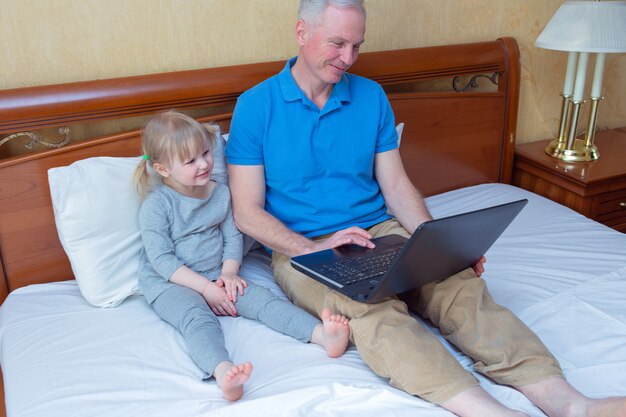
[133,155,151,199]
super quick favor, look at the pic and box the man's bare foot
[517,376,626,417]
[214,361,253,401]
[580,397,626,417]
[310,308,350,358]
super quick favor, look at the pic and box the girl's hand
[201,282,237,317]
[216,272,248,302]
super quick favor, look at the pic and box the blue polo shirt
[226,57,398,238]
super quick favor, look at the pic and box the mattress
[1,183,625,417]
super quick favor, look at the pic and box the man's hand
[472,256,486,277]
[216,272,248,302]
[308,226,376,254]
[201,281,238,317]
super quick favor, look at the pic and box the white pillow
[211,126,228,185]
[48,156,143,307]
[396,122,405,147]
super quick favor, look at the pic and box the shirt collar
[278,57,351,105]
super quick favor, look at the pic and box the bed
[0,38,625,417]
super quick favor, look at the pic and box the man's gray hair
[298,0,366,26]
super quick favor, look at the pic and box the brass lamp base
[545,138,599,162]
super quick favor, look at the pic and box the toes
[244,362,253,375]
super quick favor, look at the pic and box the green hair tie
[142,154,149,161]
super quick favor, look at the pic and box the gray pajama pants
[151,281,320,377]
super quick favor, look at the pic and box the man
[226,1,626,416]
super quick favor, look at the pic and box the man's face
[298,5,366,85]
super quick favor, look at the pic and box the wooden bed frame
[0,38,520,416]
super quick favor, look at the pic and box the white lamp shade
[535,0,626,53]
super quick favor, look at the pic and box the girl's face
[156,143,214,198]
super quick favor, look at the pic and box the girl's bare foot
[214,361,253,401]
[311,308,350,358]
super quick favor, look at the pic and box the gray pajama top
[137,182,243,303]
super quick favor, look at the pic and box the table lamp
[535,0,626,161]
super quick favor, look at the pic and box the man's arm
[228,164,375,257]
[374,149,432,234]
[375,149,486,276]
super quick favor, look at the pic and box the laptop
[290,199,528,303]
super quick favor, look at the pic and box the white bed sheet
[1,183,625,417]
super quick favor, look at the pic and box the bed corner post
[0,252,7,417]
[0,261,8,305]
[0,369,6,417]
[497,37,521,185]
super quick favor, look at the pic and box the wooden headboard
[0,38,520,305]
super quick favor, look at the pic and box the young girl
[133,111,350,402]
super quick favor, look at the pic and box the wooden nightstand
[513,127,626,233]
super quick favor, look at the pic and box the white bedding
[1,183,625,417]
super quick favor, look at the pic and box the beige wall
[1,0,625,143]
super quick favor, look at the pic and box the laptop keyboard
[319,250,398,285]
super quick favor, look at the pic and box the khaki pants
[271,219,562,404]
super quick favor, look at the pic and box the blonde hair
[133,110,217,198]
